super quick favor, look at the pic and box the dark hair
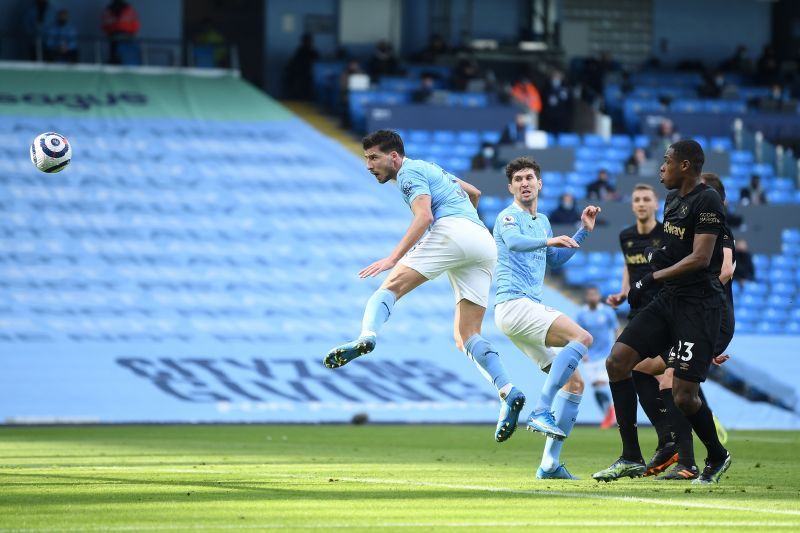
[700,172,726,202]
[633,183,657,196]
[362,129,405,156]
[669,139,704,175]
[505,156,541,183]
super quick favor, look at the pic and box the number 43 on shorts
[668,340,695,362]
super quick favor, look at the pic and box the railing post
[754,130,763,163]
[733,118,743,151]
[776,145,784,177]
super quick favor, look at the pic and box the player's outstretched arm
[454,178,481,209]
[359,194,433,278]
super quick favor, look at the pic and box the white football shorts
[400,216,496,308]
[494,297,563,369]
[581,358,609,384]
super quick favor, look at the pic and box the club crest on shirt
[678,203,689,218]
[401,181,415,198]
[626,240,634,248]
[502,215,516,226]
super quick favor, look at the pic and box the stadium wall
[652,0,771,66]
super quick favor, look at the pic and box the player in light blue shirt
[575,286,619,427]
[493,156,600,479]
[325,130,526,443]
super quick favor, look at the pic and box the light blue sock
[360,288,396,337]
[464,334,511,392]
[534,341,587,412]
[540,390,583,472]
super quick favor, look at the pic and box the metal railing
[734,118,799,184]
[0,34,239,71]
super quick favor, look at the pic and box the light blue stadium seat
[734,307,759,322]
[742,281,768,296]
[457,130,481,145]
[739,294,766,307]
[408,130,431,143]
[541,171,563,182]
[709,137,732,152]
[587,251,612,265]
[481,131,501,144]
[786,321,800,334]
[432,130,457,144]
[752,163,774,177]
[767,190,793,204]
[770,282,796,297]
[756,319,785,334]
[782,228,800,243]
[772,255,794,269]
[767,294,793,309]
[730,150,754,164]
[583,134,606,146]
[610,135,632,148]
[558,133,581,147]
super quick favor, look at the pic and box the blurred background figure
[624,147,656,176]
[549,192,581,224]
[22,0,55,60]
[367,40,400,82]
[575,286,619,429]
[101,0,141,65]
[540,69,572,133]
[500,113,533,146]
[193,16,227,67]
[413,33,448,63]
[469,142,498,171]
[45,9,78,63]
[284,32,319,100]
[586,169,619,201]
[733,239,756,287]
[740,175,767,205]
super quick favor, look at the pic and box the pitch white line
[3,521,800,532]
[5,467,800,520]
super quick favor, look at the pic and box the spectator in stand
[757,83,787,111]
[284,32,319,100]
[470,142,498,171]
[453,56,481,92]
[586,169,619,201]
[699,71,731,99]
[367,40,400,82]
[338,60,366,127]
[510,76,542,114]
[414,33,449,63]
[45,9,78,63]
[101,0,140,65]
[740,174,767,206]
[580,51,618,104]
[412,73,437,103]
[499,113,533,146]
[540,69,573,133]
[194,17,227,67]
[732,239,755,286]
[757,45,780,86]
[649,118,680,155]
[719,44,752,74]
[624,147,656,177]
[549,192,581,225]
[23,0,56,60]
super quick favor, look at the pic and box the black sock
[595,389,611,412]
[610,378,643,462]
[632,371,673,448]
[685,397,727,463]
[660,388,695,467]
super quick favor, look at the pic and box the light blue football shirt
[494,202,587,305]
[575,304,619,361]
[396,158,484,227]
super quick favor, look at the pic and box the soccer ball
[30,132,71,173]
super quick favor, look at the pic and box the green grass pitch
[1,425,799,531]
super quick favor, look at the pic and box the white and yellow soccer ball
[30,132,71,173]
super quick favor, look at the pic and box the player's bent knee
[606,343,639,380]
[673,388,700,415]
[577,329,593,348]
